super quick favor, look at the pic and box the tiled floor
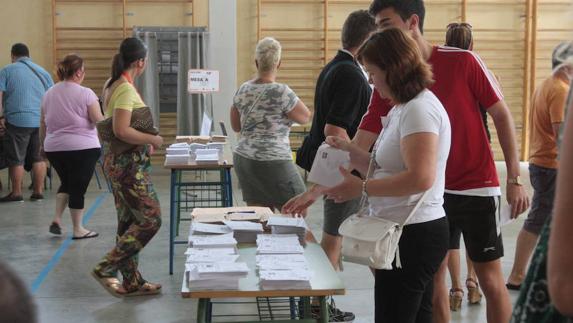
[0,162,530,323]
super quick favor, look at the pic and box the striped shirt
[0,57,54,127]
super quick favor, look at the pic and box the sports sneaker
[311,298,355,322]
[0,193,24,203]
[30,193,44,201]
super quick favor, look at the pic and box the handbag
[96,106,158,155]
[339,118,429,270]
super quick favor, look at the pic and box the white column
[209,0,237,149]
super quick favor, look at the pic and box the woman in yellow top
[91,37,164,297]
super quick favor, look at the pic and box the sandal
[91,270,124,298]
[449,288,464,311]
[466,277,482,304]
[123,282,162,297]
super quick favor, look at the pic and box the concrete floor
[0,162,530,323]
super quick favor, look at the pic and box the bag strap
[357,112,430,226]
[18,60,49,91]
[240,85,268,135]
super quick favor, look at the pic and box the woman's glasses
[447,22,473,30]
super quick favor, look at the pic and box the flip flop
[49,222,62,235]
[72,231,99,240]
[123,282,162,297]
[90,271,124,298]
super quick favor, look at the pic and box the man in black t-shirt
[291,10,375,321]
[296,9,374,264]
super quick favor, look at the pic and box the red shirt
[359,46,502,192]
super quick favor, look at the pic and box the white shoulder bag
[339,120,429,270]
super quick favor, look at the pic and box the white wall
[209,0,237,150]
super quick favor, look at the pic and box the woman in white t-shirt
[323,28,452,322]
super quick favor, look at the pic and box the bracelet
[362,179,369,197]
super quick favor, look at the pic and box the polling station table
[164,157,234,274]
[182,242,345,323]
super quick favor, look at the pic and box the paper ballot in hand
[307,143,350,188]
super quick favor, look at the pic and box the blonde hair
[255,37,281,73]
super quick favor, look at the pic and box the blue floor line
[30,192,108,294]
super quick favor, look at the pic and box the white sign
[188,69,220,93]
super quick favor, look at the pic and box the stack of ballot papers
[185,247,239,263]
[165,143,191,164]
[189,143,207,153]
[194,149,219,162]
[186,262,249,291]
[256,234,304,254]
[188,232,238,248]
[267,215,307,244]
[190,222,233,235]
[255,240,312,290]
[206,142,224,152]
[259,269,312,290]
[223,220,264,243]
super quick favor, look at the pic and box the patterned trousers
[94,146,161,291]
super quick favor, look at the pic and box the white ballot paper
[190,222,233,235]
[186,253,240,264]
[500,203,514,227]
[307,143,350,187]
[188,232,237,248]
[223,221,264,232]
[185,247,237,256]
[194,149,219,162]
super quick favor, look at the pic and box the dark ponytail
[106,37,147,89]
[57,54,84,81]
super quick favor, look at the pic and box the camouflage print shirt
[233,81,299,161]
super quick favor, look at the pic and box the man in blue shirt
[0,43,53,202]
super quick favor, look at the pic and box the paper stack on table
[165,142,191,164]
[190,222,233,235]
[223,220,264,243]
[267,215,308,244]
[194,149,220,162]
[188,232,238,248]
[185,247,240,264]
[259,269,312,290]
[255,235,311,290]
[186,262,249,291]
[256,234,304,254]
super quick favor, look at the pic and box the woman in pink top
[40,54,104,239]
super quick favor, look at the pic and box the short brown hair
[445,22,473,50]
[341,10,376,50]
[356,28,434,104]
[57,54,84,81]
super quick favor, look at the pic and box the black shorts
[445,194,503,263]
[523,164,556,235]
[4,122,44,167]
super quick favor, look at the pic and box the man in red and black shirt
[351,1,530,322]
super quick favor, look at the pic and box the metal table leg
[197,298,210,323]
[169,169,177,275]
[319,296,329,323]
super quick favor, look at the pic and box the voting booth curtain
[178,31,211,136]
[133,31,160,130]
[134,27,210,135]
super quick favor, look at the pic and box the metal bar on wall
[257,0,262,41]
[461,0,467,22]
[323,0,328,65]
[521,0,533,160]
[52,0,58,72]
[191,0,195,26]
[123,0,127,37]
